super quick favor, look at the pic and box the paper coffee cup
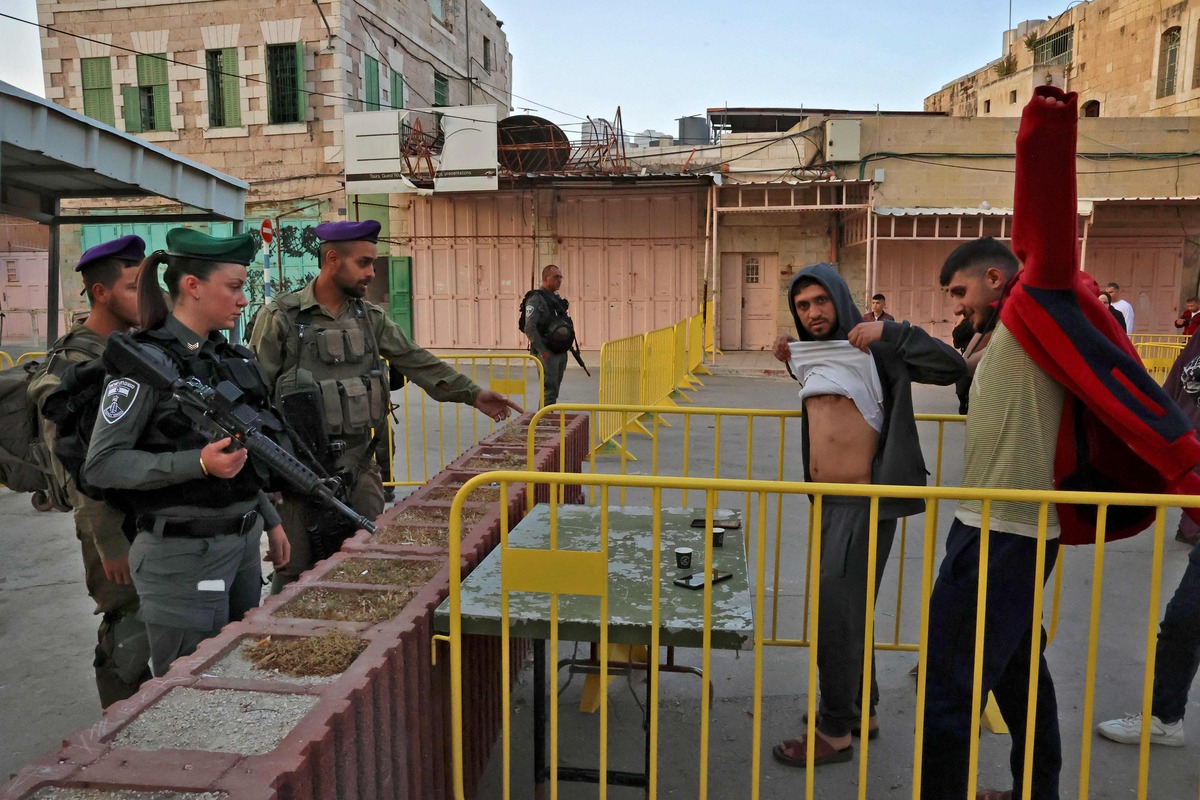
[712,527,725,547]
[675,546,693,570]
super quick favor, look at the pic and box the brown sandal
[772,735,853,767]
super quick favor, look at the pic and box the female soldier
[84,228,290,677]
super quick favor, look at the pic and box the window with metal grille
[1158,27,1181,98]
[364,55,380,110]
[81,57,115,126]
[122,53,170,133]
[1033,27,1073,65]
[1082,99,1100,117]
[205,48,240,128]
[267,42,306,124]
[433,72,449,106]
[5,261,18,283]
[744,257,760,284]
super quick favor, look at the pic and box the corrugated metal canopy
[0,80,247,224]
[875,206,1013,217]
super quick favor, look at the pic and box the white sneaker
[1097,713,1185,746]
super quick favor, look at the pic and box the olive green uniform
[28,322,152,706]
[83,316,283,677]
[523,290,569,406]
[251,280,481,589]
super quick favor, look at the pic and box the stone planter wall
[1,412,589,800]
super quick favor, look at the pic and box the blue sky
[2,1,1065,135]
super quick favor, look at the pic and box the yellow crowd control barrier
[688,313,712,378]
[381,353,543,487]
[445,470,1200,800]
[595,332,647,458]
[704,299,720,356]
[0,352,13,369]
[1133,341,1184,385]
[1128,333,1189,347]
[641,325,679,409]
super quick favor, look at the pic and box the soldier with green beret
[250,220,522,591]
[83,228,291,676]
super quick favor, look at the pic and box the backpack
[0,359,61,508]
[519,289,576,355]
[40,357,110,503]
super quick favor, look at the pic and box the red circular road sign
[260,219,274,244]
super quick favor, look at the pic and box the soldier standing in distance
[523,264,570,407]
[250,220,521,591]
[29,235,153,706]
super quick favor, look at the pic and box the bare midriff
[803,394,877,484]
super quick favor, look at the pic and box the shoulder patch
[100,378,140,424]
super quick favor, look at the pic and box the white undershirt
[788,340,885,432]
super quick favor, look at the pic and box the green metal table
[434,504,755,794]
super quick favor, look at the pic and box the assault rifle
[569,341,590,376]
[104,332,376,534]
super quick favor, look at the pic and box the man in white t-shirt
[1105,281,1135,334]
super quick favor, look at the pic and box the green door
[389,256,413,338]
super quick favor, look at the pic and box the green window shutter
[388,257,413,338]
[390,71,404,109]
[81,57,112,89]
[433,72,448,106]
[364,55,379,109]
[137,53,168,87]
[293,41,307,122]
[221,47,240,126]
[152,85,170,131]
[84,89,115,126]
[122,86,142,133]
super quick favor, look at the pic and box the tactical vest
[106,328,274,516]
[271,296,389,442]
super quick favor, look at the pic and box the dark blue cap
[314,220,381,244]
[76,234,146,272]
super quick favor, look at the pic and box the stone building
[926,0,1200,118]
[34,0,511,334]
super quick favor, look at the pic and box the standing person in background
[523,264,571,407]
[83,229,291,677]
[29,235,152,705]
[1098,292,1126,333]
[251,220,521,591]
[1105,282,1135,334]
[862,293,895,322]
[1175,297,1200,337]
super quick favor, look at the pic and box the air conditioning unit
[823,119,862,163]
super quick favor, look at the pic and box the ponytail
[136,250,223,330]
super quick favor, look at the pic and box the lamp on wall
[1044,72,1055,85]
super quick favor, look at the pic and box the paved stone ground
[3,351,1199,798]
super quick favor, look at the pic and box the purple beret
[76,235,146,272]
[314,220,381,244]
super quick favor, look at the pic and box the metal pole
[46,200,61,349]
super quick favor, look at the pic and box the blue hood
[787,262,861,341]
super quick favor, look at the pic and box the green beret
[165,228,257,266]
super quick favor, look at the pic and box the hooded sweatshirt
[787,262,967,518]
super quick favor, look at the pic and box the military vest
[106,328,273,515]
[271,295,389,440]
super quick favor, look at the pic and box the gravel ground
[31,790,227,799]
[110,688,318,755]
[200,638,341,686]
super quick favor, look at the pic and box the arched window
[1081,100,1101,117]
[1158,27,1182,98]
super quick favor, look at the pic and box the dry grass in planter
[277,586,415,624]
[373,524,449,547]
[393,504,486,526]
[241,632,368,678]
[327,557,443,587]
[422,484,504,503]
[462,453,526,470]
[492,427,561,446]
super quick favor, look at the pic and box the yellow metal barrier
[1128,333,1189,347]
[1134,341,1184,385]
[382,353,543,487]
[595,332,648,458]
[15,351,45,365]
[688,312,712,378]
[640,326,678,408]
[0,352,13,369]
[672,319,697,400]
[704,299,720,356]
[446,470,1200,800]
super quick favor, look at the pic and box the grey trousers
[542,351,568,406]
[129,522,263,677]
[814,501,898,738]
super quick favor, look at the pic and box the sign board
[260,218,274,244]
[343,105,499,195]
